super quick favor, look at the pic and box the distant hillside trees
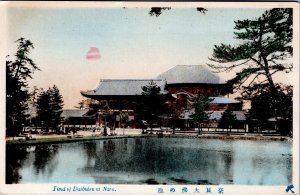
[6,38,40,136]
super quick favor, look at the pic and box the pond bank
[6,134,149,146]
[6,132,292,146]
[168,133,292,142]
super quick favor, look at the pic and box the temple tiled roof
[157,65,225,84]
[181,110,246,121]
[210,97,240,104]
[61,109,90,119]
[81,79,166,97]
[209,111,246,121]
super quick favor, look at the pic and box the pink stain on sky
[86,47,101,60]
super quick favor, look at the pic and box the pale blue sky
[7,7,269,108]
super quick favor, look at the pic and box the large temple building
[81,79,167,110]
[156,65,241,111]
[80,65,245,129]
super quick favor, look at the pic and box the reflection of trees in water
[144,139,158,171]
[103,140,116,156]
[250,155,292,184]
[80,138,236,184]
[7,139,291,185]
[33,145,59,177]
[134,138,142,153]
[73,138,292,185]
[97,140,116,170]
[82,142,98,167]
[285,155,292,182]
[81,139,133,174]
[223,152,233,182]
[251,156,269,184]
[223,153,232,171]
[6,146,29,184]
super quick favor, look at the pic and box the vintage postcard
[0,1,299,195]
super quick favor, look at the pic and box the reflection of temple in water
[78,138,237,184]
[6,138,292,184]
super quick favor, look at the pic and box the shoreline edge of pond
[6,133,292,146]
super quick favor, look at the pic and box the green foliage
[120,111,129,127]
[190,95,212,123]
[6,38,40,136]
[149,7,207,17]
[249,85,292,121]
[75,100,85,109]
[219,109,237,129]
[138,81,168,130]
[149,7,171,17]
[10,38,40,81]
[50,85,64,129]
[36,90,51,128]
[249,85,292,136]
[6,62,30,135]
[196,8,207,14]
[94,101,113,135]
[35,86,64,131]
[208,8,293,97]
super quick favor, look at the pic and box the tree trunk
[257,21,279,98]
[14,63,21,79]
[103,126,108,136]
[262,56,279,98]
[150,124,153,134]
[103,118,108,136]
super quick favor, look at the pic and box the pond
[6,137,292,185]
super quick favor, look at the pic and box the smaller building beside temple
[61,109,97,131]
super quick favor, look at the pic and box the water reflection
[33,145,58,176]
[6,144,59,184]
[6,138,292,185]
[6,146,28,184]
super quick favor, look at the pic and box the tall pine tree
[36,90,52,131]
[36,86,64,132]
[49,85,64,130]
[6,38,40,136]
[208,8,292,99]
[138,81,167,132]
[190,95,212,134]
[219,108,237,131]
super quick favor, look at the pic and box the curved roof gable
[157,65,225,84]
